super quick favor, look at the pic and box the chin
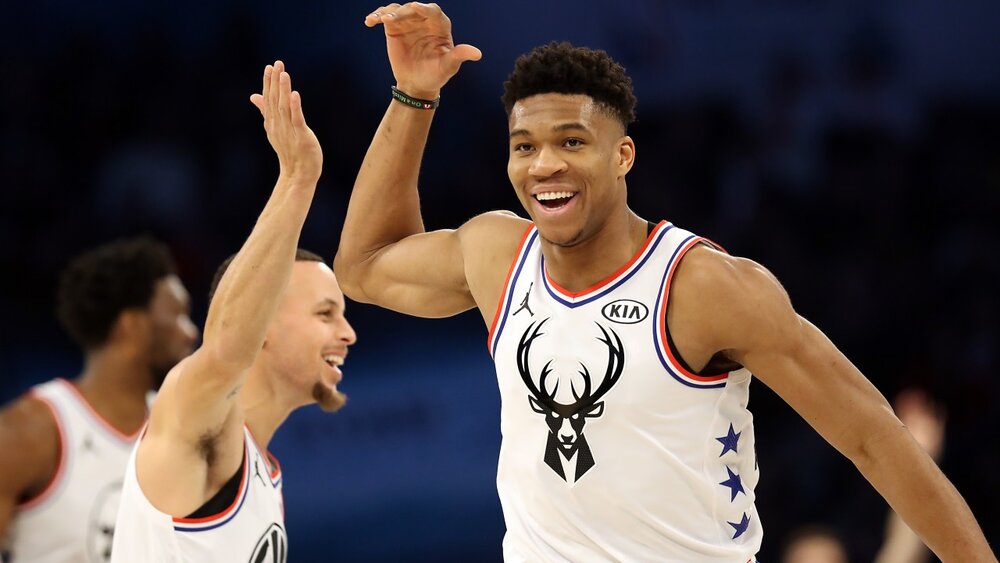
[312,381,347,413]
[537,224,586,248]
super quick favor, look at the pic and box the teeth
[534,191,575,201]
[323,355,344,367]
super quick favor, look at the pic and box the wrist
[393,84,441,104]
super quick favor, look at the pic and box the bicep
[720,262,897,459]
[350,229,476,317]
[147,354,243,446]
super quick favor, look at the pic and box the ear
[528,396,549,415]
[111,309,151,344]
[583,402,605,418]
[617,136,635,176]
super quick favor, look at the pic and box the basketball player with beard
[110,60,355,563]
[334,3,994,561]
[0,237,197,562]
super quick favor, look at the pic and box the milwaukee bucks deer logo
[517,318,625,482]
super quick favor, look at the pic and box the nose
[338,317,357,346]
[182,316,200,345]
[528,145,567,178]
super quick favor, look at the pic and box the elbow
[843,404,903,474]
[198,329,259,377]
[332,252,372,303]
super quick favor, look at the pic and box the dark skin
[334,3,996,560]
[0,275,197,533]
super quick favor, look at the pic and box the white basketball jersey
[488,221,761,562]
[110,426,286,563]
[2,379,141,563]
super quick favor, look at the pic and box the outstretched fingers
[249,64,272,117]
[290,90,306,129]
[365,3,402,27]
[451,43,483,63]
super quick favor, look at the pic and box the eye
[513,143,534,153]
[317,310,333,320]
[563,138,584,148]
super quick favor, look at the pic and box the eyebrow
[509,122,591,139]
[317,298,342,311]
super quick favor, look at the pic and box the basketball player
[0,237,197,562]
[334,3,994,561]
[110,61,355,562]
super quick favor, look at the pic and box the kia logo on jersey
[601,299,649,325]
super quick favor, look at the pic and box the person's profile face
[265,261,356,411]
[147,275,198,388]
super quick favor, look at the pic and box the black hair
[207,248,324,304]
[502,41,637,129]
[57,237,176,349]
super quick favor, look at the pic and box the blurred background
[3,0,998,561]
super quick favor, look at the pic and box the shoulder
[457,211,532,272]
[457,210,531,247]
[671,244,799,353]
[0,392,61,493]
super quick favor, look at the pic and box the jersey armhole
[16,393,67,510]
[487,224,536,356]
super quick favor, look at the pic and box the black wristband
[391,86,440,110]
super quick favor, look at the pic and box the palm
[368,3,481,97]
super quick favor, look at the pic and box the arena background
[3,1,998,560]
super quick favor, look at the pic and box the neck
[238,366,299,451]
[540,208,649,293]
[74,346,152,435]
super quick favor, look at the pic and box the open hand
[365,3,482,99]
[250,61,323,184]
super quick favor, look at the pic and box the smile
[532,191,577,211]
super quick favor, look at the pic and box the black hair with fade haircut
[57,237,176,350]
[502,41,637,130]
[207,248,325,305]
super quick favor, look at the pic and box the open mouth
[533,191,577,211]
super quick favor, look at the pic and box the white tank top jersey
[1,378,140,563]
[487,221,762,562]
[110,426,286,563]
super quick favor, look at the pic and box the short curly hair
[502,42,637,129]
[207,248,325,305]
[57,237,176,350]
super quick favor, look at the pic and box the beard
[312,381,347,413]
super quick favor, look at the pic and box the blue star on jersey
[719,466,745,502]
[728,513,751,539]
[716,423,741,456]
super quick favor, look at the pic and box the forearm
[335,102,434,283]
[855,425,994,562]
[203,178,315,370]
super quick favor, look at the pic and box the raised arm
[670,246,995,562]
[137,62,322,513]
[334,3,498,318]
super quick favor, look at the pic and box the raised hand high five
[250,60,323,184]
[365,3,482,99]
